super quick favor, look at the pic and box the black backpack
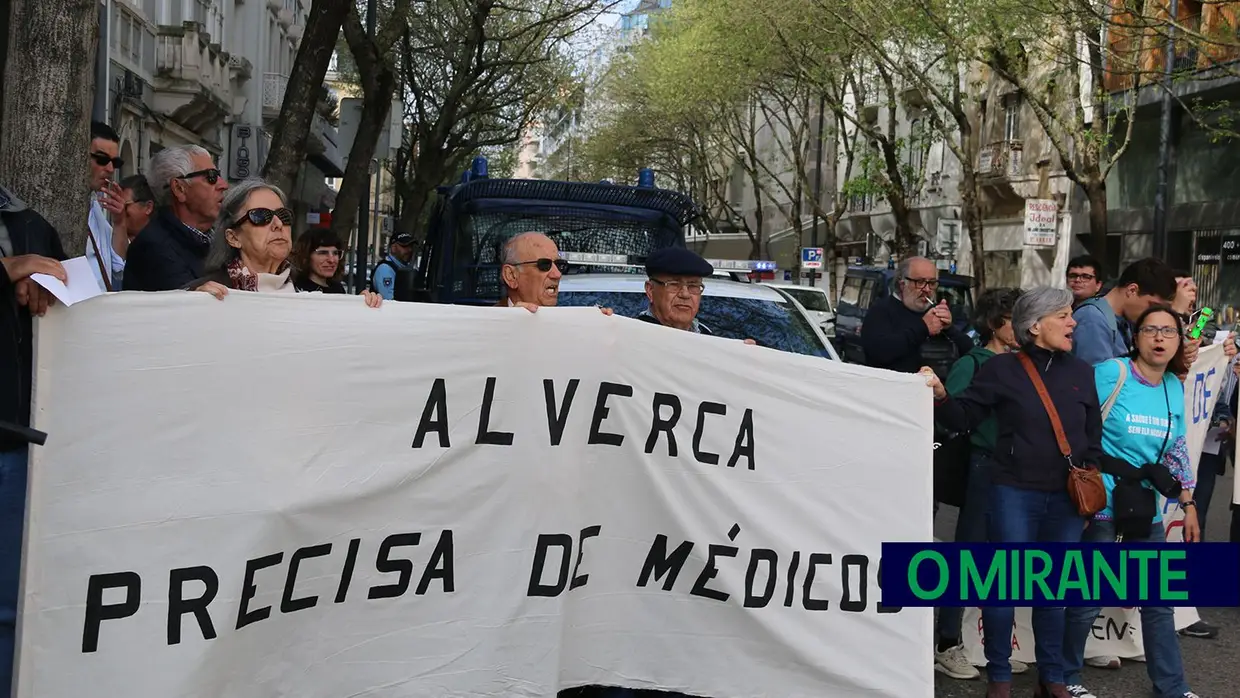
[932,354,979,508]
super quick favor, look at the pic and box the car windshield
[779,287,832,312]
[557,291,833,359]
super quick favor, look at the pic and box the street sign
[801,247,824,269]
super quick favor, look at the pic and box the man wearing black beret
[638,247,715,334]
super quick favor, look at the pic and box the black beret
[645,247,714,278]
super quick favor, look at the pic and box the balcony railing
[154,23,231,103]
[977,140,1023,181]
[263,73,289,116]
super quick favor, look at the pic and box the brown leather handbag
[1017,353,1107,516]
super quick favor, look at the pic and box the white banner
[19,293,934,698]
[963,345,1230,664]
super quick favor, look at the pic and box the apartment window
[907,118,925,176]
[1003,93,1021,141]
[115,10,142,65]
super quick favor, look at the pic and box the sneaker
[1180,620,1218,639]
[1182,693,1201,698]
[1085,654,1121,669]
[1066,686,1097,698]
[934,643,981,680]
[1010,659,1029,674]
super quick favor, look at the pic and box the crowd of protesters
[4,119,1240,698]
[858,255,1238,698]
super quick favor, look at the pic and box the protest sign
[19,293,933,698]
[962,344,1230,664]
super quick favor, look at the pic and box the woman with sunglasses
[190,179,380,307]
[291,228,347,294]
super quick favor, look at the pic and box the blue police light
[472,156,488,179]
[638,168,655,188]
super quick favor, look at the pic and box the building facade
[96,0,343,232]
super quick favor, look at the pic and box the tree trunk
[262,0,350,195]
[959,174,986,291]
[1085,180,1109,260]
[0,0,96,253]
[329,77,394,243]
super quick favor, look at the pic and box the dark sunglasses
[231,207,294,229]
[509,258,567,273]
[91,151,124,169]
[177,168,222,185]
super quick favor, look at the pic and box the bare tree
[263,0,352,195]
[0,0,96,251]
[329,0,410,244]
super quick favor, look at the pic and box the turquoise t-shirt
[1093,358,1194,522]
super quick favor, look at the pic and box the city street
[933,471,1238,697]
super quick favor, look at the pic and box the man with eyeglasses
[861,256,974,377]
[86,121,129,291]
[1065,255,1105,307]
[371,232,417,301]
[124,145,229,291]
[637,246,716,333]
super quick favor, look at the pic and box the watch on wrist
[1182,499,1197,509]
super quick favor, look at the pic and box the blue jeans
[0,447,28,697]
[1063,520,1190,697]
[982,485,1083,683]
[1196,452,1222,540]
[936,451,994,643]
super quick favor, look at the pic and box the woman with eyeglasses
[1061,305,1201,698]
[189,179,380,307]
[291,229,347,294]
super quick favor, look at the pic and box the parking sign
[801,247,824,269]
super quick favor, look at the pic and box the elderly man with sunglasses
[124,145,229,292]
[498,232,612,316]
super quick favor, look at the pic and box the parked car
[832,266,974,366]
[556,273,841,360]
[761,283,835,337]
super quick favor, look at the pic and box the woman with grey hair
[189,179,380,307]
[924,286,1103,698]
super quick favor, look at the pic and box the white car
[761,283,835,337]
[556,274,841,360]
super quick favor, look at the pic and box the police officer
[370,233,416,301]
[638,247,715,334]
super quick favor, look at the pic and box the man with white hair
[497,232,612,316]
[123,145,229,291]
[861,256,974,377]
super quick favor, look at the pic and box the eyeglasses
[177,168,222,185]
[230,207,294,230]
[90,151,124,169]
[1138,326,1181,339]
[1067,272,1097,282]
[650,278,705,295]
[904,277,939,289]
[313,248,343,258]
[508,258,568,273]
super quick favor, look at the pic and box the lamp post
[1152,0,1179,261]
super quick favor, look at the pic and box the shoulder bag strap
[1017,351,1073,461]
[88,232,114,292]
[1100,358,1128,423]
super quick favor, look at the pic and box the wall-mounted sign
[1222,235,1240,265]
[230,124,254,180]
[1023,199,1058,247]
[1195,235,1220,266]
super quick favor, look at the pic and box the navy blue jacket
[936,345,1103,492]
[862,294,974,375]
[0,190,66,450]
[124,208,210,291]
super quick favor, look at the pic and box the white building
[97,0,343,230]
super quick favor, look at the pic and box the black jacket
[861,294,974,375]
[0,190,66,451]
[936,345,1104,492]
[293,275,346,294]
[123,208,210,291]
